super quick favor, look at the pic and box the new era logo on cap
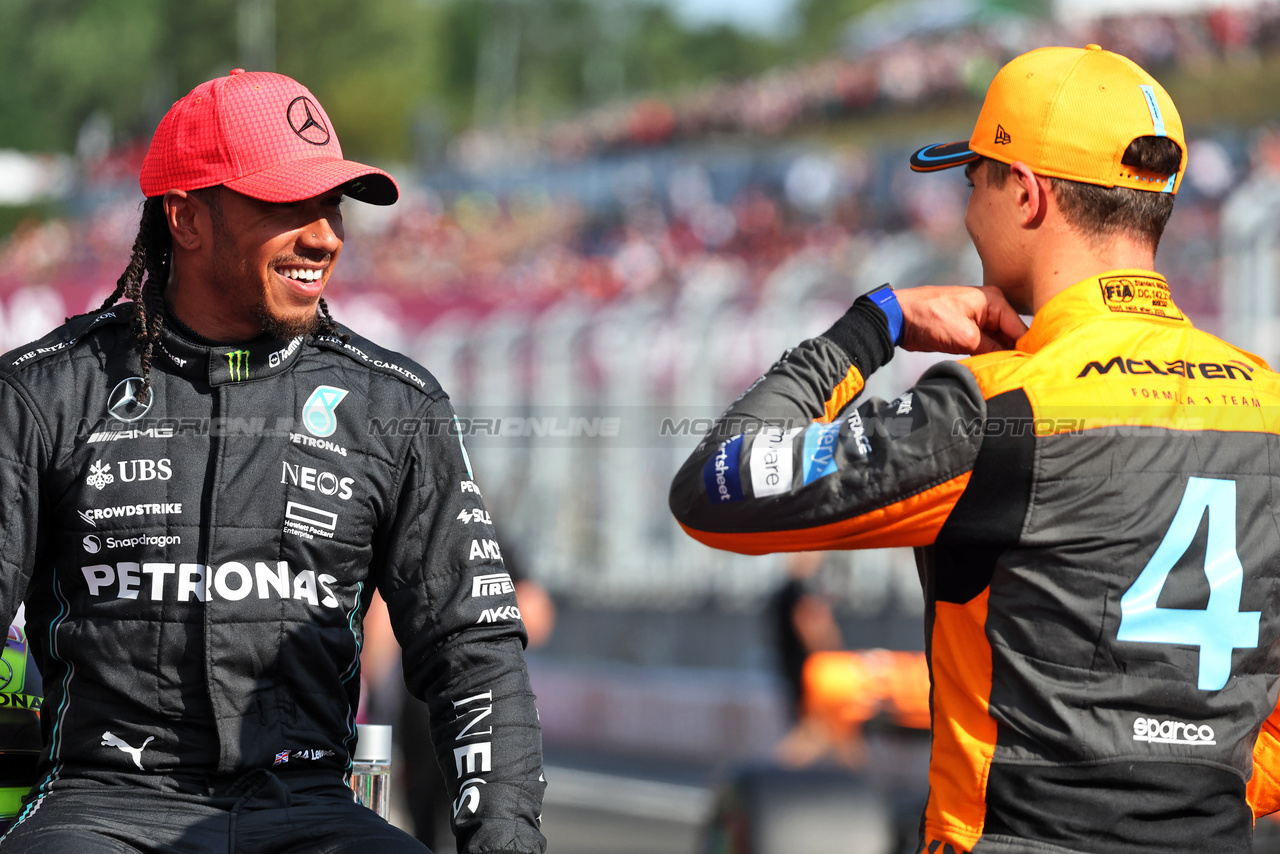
[994,125,1011,145]
[140,69,398,205]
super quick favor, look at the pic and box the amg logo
[477,606,521,624]
[471,573,514,598]
[1078,356,1254,381]
[468,539,502,561]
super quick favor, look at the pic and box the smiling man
[0,70,546,854]
[671,45,1280,853]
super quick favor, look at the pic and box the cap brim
[224,156,399,205]
[910,141,979,173]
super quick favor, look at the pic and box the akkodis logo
[302,386,349,438]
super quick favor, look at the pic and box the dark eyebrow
[964,161,978,181]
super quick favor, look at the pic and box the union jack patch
[274,751,290,765]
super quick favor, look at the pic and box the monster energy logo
[225,349,250,381]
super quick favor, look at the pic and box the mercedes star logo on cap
[108,377,153,422]
[287,96,331,146]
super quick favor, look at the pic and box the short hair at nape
[982,136,1182,251]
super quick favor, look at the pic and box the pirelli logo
[471,572,514,598]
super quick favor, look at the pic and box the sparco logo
[82,560,341,607]
[224,349,250,382]
[108,377,152,422]
[281,462,353,500]
[471,573,514,598]
[1132,717,1216,746]
[287,96,331,145]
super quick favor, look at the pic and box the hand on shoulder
[895,285,1027,355]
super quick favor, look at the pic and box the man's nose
[298,218,342,254]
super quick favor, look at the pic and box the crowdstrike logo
[78,503,182,528]
[1132,716,1215,746]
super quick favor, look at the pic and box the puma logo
[101,731,153,770]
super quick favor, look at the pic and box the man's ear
[164,189,203,251]
[1008,161,1049,229]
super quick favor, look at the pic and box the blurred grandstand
[4,1,1280,770]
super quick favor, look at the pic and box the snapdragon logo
[1132,716,1215,746]
[81,560,341,608]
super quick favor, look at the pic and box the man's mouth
[276,266,324,283]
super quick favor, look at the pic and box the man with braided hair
[0,70,546,854]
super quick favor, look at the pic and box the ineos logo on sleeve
[287,97,331,145]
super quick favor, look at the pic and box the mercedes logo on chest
[287,96,331,145]
[108,377,153,422]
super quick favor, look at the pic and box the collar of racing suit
[1016,268,1189,354]
[153,320,307,387]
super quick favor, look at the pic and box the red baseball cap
[140,69,398,205]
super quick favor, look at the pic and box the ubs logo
[287,97,330,146]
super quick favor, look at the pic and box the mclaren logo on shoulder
[108,377,153,422]
[287,96,331,145]
[1077,356,1255,381]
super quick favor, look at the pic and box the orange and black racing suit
[670,271,1280,854]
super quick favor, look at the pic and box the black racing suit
[0,305,546,854]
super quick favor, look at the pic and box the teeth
[281,268,322,282]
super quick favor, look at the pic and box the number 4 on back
[1117,477,1260,691]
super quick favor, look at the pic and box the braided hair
[103,190,349,402]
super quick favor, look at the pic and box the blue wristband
[866,284,904,347]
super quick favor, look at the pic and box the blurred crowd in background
[2,3,1280,622]
[1,4,1277,334]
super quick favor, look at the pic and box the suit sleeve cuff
[819,284,898,379]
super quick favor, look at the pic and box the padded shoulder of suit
[957,348,1033,399]
[312,325,445,399]
[0,307,131,380]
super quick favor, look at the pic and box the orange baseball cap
[140,69,398,205]
[909,44,1186,194]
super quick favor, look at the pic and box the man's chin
[256,305,321,340]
